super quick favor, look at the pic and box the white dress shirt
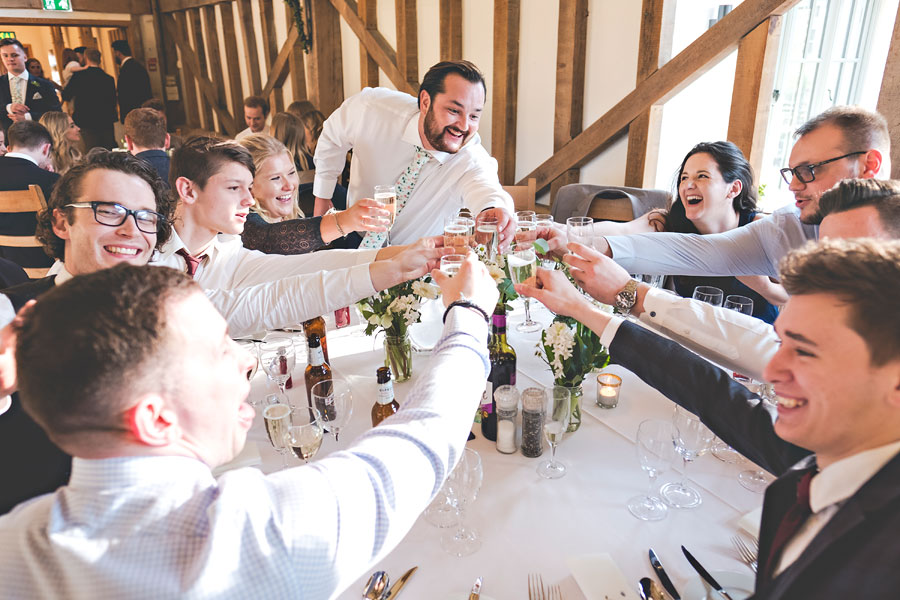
[0,308,490,599]
[2,151,38,166]
[313,87,513,245]
[235,124,269,140]
[5,71,32,120]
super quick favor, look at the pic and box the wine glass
[566,216,593,251]
[474,214,499,261]
[260,336,295,396]
[711,294,755,463]
[508,245,541,333]
[284,406,325,463]
[514,211,537,247]
[263,399,293,469]
[443,216,471,251]
[692,285,724,306]
[441,448,484,557]
[724,294,754,314]
[739,380,774,493]
[660,406,714,508]
[311,378,353,442]
[537,386,570,479]
[440,254,466,276]
[627,419,678,521]
[374,184,397,245]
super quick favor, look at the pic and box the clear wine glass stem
[524,298,533,324]
[680,456,691,487]
[548,442,558,468]
[645,472,657,497]
[280,449,289,470]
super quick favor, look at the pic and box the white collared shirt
[2,151,38,167]
[313,87,513,245]
[235,125,268,140]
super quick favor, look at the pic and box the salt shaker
[521,387,545,458]
[494,385,519,454]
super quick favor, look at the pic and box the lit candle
[596,373,622,409]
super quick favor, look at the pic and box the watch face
[615,290,636,309]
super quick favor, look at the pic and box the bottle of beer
[303,316,330,364]
[371,366,400,427]
[304,333,332,412]
[481,303,516,441]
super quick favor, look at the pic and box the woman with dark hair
[60,48,85,85]
[592,141,784,322]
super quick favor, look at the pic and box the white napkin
[737,507,763,538]
[567,554,641,600]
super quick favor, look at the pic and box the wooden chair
[502,178,537,213]
[0,185,51,279]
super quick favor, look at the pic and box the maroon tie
[762,469,815,578]
[176,248,205,278]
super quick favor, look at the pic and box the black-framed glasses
[65,202,165,234]
[779,151,867,185]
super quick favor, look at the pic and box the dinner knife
[467,575,482,600]
[649,549,681,600]
[681,546,734,600]
[382,566,417,600]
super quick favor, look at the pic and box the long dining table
[236,299,766,599]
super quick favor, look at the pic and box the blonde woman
[238,133,387,254]
[39,111,83,175]
[270,111,313,172]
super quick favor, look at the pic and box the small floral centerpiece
[356,277,440,382]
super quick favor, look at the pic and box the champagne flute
[440,254,466,276]
[537,386,570,479]
[311,378,353,442]
[474,214,499,261]
[692,285,724,306]
[443,217,470,250]
[284,407,325,463]
[660,406,714,508]
[260,336,295,396]
[508,246,541,333]
[263,400,293,469]
[374,184,397,246]
[627,419,678,521]
[441,448,484,557]
[566,216,593,251]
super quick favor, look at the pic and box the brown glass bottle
[371,366,400,427]
[303,316,330,364]
[304,334,333,418]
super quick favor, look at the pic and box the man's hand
[562,242,632,305]
[432,252,498,315]
[8,102,30,123]
[479,207,516,250]
[370,237,451,289]
[536,224,569,258]
[342,198,390,233]
[514,268,591,319]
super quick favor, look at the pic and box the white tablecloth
[240,301,764,599]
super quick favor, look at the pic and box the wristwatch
[613,279,639,313]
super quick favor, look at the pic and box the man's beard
[423,106,467,154]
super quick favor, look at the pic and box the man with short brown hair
[125,107,170,184]
[235,95,269,140]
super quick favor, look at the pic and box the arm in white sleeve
[207,264,376,338]
[312,93,364,200]
[639,288,779,381]
[457,150,514,214]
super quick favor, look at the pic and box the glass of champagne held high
[374,184,397,246]
[440,254,466,276]
[566,216,594,253]
[284,406,325,463]
[474,214,499,261]
[443,216,471,251]
[263,399,293,469]
[508,244,541,333]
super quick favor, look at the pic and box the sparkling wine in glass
[537,386,570,479]
[660,406,714,508]
[474,215,499,261]
[443,217,471,250]
[263,401,293,469]
[514,211,537,247]
[440,254,466,276]
[311,378,353,442]
[374,184,397,245]
[284,407,325,463]
[441,448,484,557]
[260,336,295,396]
[627,419,678,520]
[508,246,541,333]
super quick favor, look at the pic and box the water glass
[260,336,295,395]
[660,406,714,508]
[627,419,678,521]
[692,286,724,306]
[441,448,484,557]
[566,216,593,250]
[724,294,754,315]
[311,378,353,442]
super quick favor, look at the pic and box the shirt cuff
[639,287,680,325]
[312,177,336,200]
[351,263,378,298]
[598,314,626,349]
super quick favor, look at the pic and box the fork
[528,574,545,600]
[547,583,563,600]
[732,534,759,573]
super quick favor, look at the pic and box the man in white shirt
[313,60,515,247]
[1,38,62,136]
[517,238,900,599]
[234,95,269,140]
[0,252,497,598]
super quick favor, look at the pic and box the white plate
[682,570,754,600]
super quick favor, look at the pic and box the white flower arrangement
[357,276,440,338]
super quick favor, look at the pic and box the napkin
[212,442,262,477]
[567,554,641,600]
[737,507,763,538]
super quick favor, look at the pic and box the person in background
[124,107,170,186]
[286,99,316,119]
[300,108,325,157]
[24,58,62,93]
[141,97,182,151]
[235,95,269,140]
[60,48,85,86]
[111,40,152,125]
[72,46,87,66]
[270,111,313,171]
[1,38,63,137]
[62,48,117,151]
[39,111,83,175]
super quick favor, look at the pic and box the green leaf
[533,238,550,255]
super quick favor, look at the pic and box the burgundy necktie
[176,248,204,278]
[762,469,815,578]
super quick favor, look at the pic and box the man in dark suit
[0,38,62,138]
[61,48,117,151]
[519,233,900,599]
[125,107,170,186]
[0,121,58,273]
[111,40,152,124]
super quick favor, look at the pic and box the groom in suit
[111,40,152,124]
[0,38,62,139]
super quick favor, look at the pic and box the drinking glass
[566,216,593,251]
[440,254,466,276]
[441,448,484,557]
[263,400,293,469]
[692,285,724,307]
[474,215,499,261]
[630,273,666,289]
[311,378,353,442]
[284,407,325,463]
[537,386,571,479]
[534,213,554,227]
[712,294,755,463]
[443,216,471,250]
[514,211,537,247]
[660,406,714,508]
[260,336,295,396]
[627,419,678,521]
[508,246,541,333]
[724,294,754,314]
[739,377,774,493]
[424,478,461,528]
[374,184,397,245]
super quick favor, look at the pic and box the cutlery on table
[527,573,544,600]
[731,535,758,573]
[639,577,669,600]
[362,571,389,600]
[547,583,562,600]
[648,548,681,600]
[681,545,734,600]
[381,566,417,600]
[468,575,482,600]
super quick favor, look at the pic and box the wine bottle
[303,316,330,363]
[371,366,400,427]
[482,304,516,441]
[304,334,332,416]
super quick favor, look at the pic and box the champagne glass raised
[474,214,499,261]
[508,245,541,333]
[374,184,397,246]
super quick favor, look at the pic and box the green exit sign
[42,0,72,11]
[0,32,16,39]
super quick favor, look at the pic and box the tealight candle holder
[596,373,622,409]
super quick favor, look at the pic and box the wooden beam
[395,0,418,89]
[491,0,520,185]
[439,0,462,61]
[877,3,900,180]
[625,0,675,189]
[72,0,150,11]
[550,0,588,206]
[0,17,131,26]
[258,0,283,112]
[152,0,186,128]
[158,0,221,11]
[308,0,345,115]
[518,0,802,191]
[172,12,200,128]
[126,15,145,65]
[221,2,246,119]
[358,0,379,87]
[78,26,99,51]
[327,0,416,96]
[186,8,215,130]
[284,3,308,102]
[49,26,66,84]
[261,26,300,99]
[201,5,228,127]
[234,0,262,97]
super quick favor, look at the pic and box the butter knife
[649,548,681,600]
[681,546,734,600]
[468,575,482,600]
[382,566,417,600]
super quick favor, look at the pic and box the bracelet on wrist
[334,212,346,237]
[442,300,490,324]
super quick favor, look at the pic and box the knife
[649,548,681,600]
[382,566,417,600]
[681,546,734,600]
[467,575,482,600]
